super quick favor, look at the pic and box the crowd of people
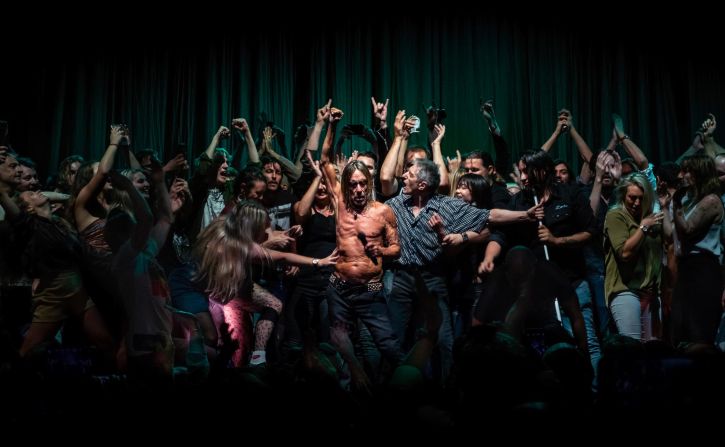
[1,98,724,431]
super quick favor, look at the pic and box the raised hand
[557,108,572,133]
[447,149,462,173]
[371,96,389,123]
[481,99,495,120]
[393,110,408,138]
[329,107,344,123]
[334,153,348,175]
[109,124,125,145]
[595,151,613,180]
[609,151,622,181]
[348,150,359,165]
[612,113,626,140]
[217,126,231,140]
[232,118,250,133]
[263,126,276,144]
[703,113,717,138]
[169,178,190,213]
[305,150,323,177]
[481,99,500,135]
[317,99,332,123]
[431,124,446,145]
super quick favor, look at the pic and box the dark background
[2,10,723,178]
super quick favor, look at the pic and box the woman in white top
[666,154,724,348]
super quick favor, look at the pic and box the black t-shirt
[502,183,596,282]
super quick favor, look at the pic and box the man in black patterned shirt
[386,159,542,380]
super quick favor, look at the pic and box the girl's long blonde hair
[611,172,654,223]
[192,200,270,304]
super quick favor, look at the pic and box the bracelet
[109,143,119,147]
[618,135,630,143]
[461,232,469,243]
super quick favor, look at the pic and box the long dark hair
[519,150,555,196]
[458,173,492,209]
[341,161,373,210]
[681,153,721,203]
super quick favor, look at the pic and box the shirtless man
[318,101,402,387]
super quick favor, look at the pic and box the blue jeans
[387,269,454,382]
[582,244,609,337]
[561,280,601,382]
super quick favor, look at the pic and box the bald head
[715,155,725,175]
[713,155,725,184]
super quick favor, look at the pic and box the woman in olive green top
[603,173,663,341]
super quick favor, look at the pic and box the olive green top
[603,207,662,305]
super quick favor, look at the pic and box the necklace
[352,204,368,220]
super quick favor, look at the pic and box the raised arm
[541,111,569,152]
[569,119,594,164]
[589,151,620,214]
[263,126,302,181]
[293,151,323,226]
[231,118,259,165]
[702,113,725,157]
[430,124,450,193]
[482,99,511,178]
[613,113,648,170]
[380,110,408,196]
[75,125,124,230]
[307,99,332,153]
[322,107,344,162]
[148,160,174,248]
[204,126,231,160]
[371,97,392,166]
[394,117,417,177]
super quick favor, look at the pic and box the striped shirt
[386,194,490,268]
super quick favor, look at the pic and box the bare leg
[248,284,282,351]
[19,321,63,357]
[82,306,115,351]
